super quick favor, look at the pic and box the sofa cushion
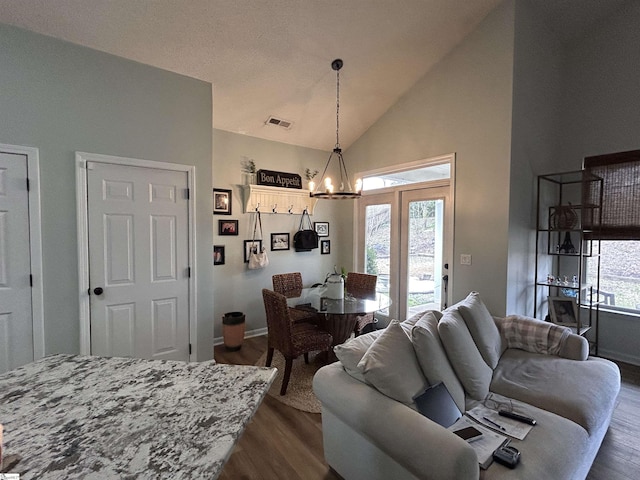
[358,320,428,404]
[411,311,466,412]
[334,329,384,383]
[456,291,504,369]
[438,309,493,400]
[491,349,621,434]
[483,399,594,480]
[402,309,443,331]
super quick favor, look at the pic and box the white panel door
[87,162,190,361]
[0,152,33,373]
[357,185,450,323]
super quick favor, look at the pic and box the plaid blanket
[500,315,570,356]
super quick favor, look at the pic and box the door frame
[75,152,197,360]
[353,153,456,314]
[398,185,450,320]
[0,142,45,361]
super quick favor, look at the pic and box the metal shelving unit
[534,170,603,353]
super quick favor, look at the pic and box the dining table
[286,286,391,352]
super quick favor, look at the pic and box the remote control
[499,410,537,425]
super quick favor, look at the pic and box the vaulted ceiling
[0,0,630,151]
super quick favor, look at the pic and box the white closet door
[87,161,190,361]
[0,152,33,373]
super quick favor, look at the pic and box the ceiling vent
[265,116,293,129]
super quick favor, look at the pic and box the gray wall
[556,1,640,365]
[212,129,352,340]
[346,1,516,315]
[0,24,214,360]
[507,0,565,315]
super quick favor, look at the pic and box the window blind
[583,149,640,240]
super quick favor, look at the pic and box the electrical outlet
[460,254,472,265]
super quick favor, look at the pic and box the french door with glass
[356,183,450,324]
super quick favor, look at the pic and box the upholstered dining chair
[272,272,304,295]
[345,272,378,336]
[262,289,333,395]
[272,272,319,324]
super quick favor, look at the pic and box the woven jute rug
[255,350,325,414]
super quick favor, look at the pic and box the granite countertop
[0,354,276,479]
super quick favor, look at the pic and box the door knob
[93,287,104,295]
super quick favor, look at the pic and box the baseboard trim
[597,348,640,367]
[213,327,267,347]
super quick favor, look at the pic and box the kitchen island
[0,354,276,479]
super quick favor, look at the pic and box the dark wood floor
[216,336,640,480]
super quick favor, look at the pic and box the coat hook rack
[241,184,318,215]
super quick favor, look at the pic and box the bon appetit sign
[257,169,302,189]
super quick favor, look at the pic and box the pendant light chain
[309,58,361,199]
[335,68,340,150]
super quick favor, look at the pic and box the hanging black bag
[294,209,319,252]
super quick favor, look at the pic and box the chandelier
[309,59,362,199]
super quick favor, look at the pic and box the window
[587,241,640,312]
[362,162,450,191]
[583,150,640,313]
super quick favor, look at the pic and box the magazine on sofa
[466,405,534,440]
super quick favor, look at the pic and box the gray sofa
[313,292,621,480]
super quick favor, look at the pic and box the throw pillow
[456,292,504,369]
[438,309,493,401]
[358,319,429,404]
[402,309,443,331]
[411,311,466,412]
[334,330,384,382]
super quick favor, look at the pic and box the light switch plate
[460,254,472,265]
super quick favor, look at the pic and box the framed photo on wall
[244,240,262,263]
[213,188,232,215]
[548,296,578,326]
[213,245,225,265]
[314,222,329,237]
[321,239,331,255]
[218,219,238,236]
[271,233,290,251]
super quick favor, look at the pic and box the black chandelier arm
[313,150,336,195]
[336,151,353,192]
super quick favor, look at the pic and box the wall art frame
[213,188,232,215]
[314,221,329,237]
[271,232,290,251]
[218,219,238,236]
[213,245,225,265]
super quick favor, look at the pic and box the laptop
[413,382,462,428]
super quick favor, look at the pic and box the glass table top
[285,286,391,315]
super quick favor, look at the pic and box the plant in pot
[305,168,319,192]
[241,158,257,185]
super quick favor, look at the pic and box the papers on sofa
[466,405,534,440]
[448,415,508,470]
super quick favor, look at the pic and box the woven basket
[550,205,578,230]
